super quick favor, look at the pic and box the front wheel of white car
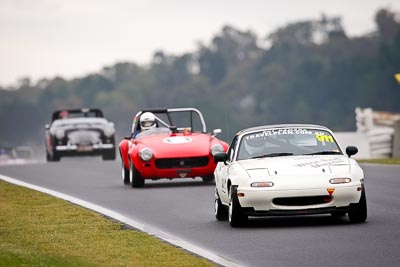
[215,189,228,221]
[228,186,248,227]
[348,189,367,223]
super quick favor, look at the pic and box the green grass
[358,158,400,165]
[0,180,214,267]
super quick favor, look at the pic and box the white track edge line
[0,174,241,267]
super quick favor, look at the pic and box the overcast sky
[1,0,399,86]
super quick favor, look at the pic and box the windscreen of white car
[237,128,342,160]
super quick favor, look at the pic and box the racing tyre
[46,151,52,162]
[202,174,215,183]
[215,188,228,221]
[228,186,248,227]
[348,189,367,223]
[102,150,116,160]
[51,151,60,162]
[331,211,347,219]
[122,162,130,185]
[130,160,145,188]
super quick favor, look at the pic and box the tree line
[1,8,400,146]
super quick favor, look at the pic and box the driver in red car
[133,112,157,137]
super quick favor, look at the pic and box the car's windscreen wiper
[304,151,342,156]
[253,152,294,159]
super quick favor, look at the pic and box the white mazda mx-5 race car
[213,124,367,227]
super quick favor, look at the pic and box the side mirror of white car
[346,146,358,158]
[213,152,228,164]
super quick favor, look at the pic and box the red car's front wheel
[122,163,130,185]
[130,160,145,188]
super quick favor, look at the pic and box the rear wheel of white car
[348,188,367,223]
[228,186,248,227]
[130,160,145,188]
[215,188,228,221]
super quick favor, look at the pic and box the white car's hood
[238,155,351,176]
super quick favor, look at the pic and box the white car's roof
[237,124,331,135]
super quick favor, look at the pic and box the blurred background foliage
[1,8,400,146]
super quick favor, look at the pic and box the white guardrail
[336,107,400,159]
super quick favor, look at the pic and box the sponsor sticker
[315,133,334,143]
[294,157,346,168]
[245,128,313,140]
[163,136,192,144]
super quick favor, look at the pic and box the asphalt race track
[1,158,400,267]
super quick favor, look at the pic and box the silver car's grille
[67,130,101,145]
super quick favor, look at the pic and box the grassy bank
[358,158,400,165]
[0,180,214,266]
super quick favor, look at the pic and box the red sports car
[119,108,229,187]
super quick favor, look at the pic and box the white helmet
[243,137,265,156]
[140,112,157,131]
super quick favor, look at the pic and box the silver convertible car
[45,108,116,161]
[213,124,367,227]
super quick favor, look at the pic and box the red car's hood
[136,133,212,158]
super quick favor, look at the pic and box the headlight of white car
[251,181,274,187]
[55,128,64,140]
[139,148,153,161]
[104,122,115,137]
[329,178,351,184]
[211,144,224,155]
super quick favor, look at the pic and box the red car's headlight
[211,144,224,156]
[139,148,153,161]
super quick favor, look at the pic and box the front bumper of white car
[237,185,362,215]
